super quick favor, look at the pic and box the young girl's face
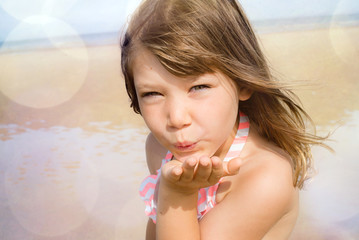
[132,48,243,161]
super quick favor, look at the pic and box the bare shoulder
[200,130,299,239]
[145,133,168,174]
[234,144,299,239]
[237,142,298,211]
[223,128,297,203]
[234,127,297,197]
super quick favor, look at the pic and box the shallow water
[0,26,358,239]
[291,111,359,239]
[0,122,150,239]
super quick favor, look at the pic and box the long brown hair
[121,0,327,188]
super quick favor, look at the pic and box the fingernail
[173,167,182,175]
[200,159,209,166]
[188,158,197,167]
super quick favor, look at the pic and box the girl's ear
[238,87,253,101]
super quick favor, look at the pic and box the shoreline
[0,23,358,240]
[1,15,358,53]
[1,25,358,128]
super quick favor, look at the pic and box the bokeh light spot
[0,16,88,109]
[4,128,99,237]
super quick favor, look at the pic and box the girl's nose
[166,98,192,130]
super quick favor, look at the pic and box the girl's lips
[174,142,197,151]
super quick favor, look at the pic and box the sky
[0,0,358,43]
[241,0,359,21]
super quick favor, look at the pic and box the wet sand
[0,25,358,239]
[260,25,359,129]
[0,44,145,129]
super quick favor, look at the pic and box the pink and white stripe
[139,113,250,223]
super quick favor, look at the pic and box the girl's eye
[191,85,210,92]
[141,92,161,98]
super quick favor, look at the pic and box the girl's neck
[214,117,240,161]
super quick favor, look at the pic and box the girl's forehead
[131,45,207,77]
[132,48,158,68]
[131,47,236,89]
[132,48,188,80]
[132,48,171,78]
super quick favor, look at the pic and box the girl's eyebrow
[134,83,155,90]
[134,76,157,87]
[193,74,218,83]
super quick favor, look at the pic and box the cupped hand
[160,156,242,194]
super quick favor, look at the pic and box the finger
[208,156,224,184]
[223,157,242,176]
[180,157,197,182]
[170,165,183,181]
[162,162,183,182]
[194,156,212,181]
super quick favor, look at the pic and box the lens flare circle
[0,16,88,109]
[4,128,99,237]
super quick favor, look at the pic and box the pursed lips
[174,141,197,151]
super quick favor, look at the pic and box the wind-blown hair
[121,0,327,188]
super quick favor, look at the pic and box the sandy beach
[260,26,359,128]
[0,25,358,239]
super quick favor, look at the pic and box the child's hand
[160,156,242,194]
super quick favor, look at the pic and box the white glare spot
[0,16,88,109]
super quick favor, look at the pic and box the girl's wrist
[157,182,198,216]
[159,178,199,197]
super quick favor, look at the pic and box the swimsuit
[139,112,249,223]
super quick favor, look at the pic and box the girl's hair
[121,0,327,188]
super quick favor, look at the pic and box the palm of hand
[160,156,242,194]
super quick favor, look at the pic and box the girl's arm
[144,133,167,240]
[156,155,241,240]
[199,154,297,240]
[155,152,296,240]
[145,133,297,240]
[146,218,156,240]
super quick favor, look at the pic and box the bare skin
[134,49,298,239]
[145,128,298,240]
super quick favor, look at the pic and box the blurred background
[0,0,358,239]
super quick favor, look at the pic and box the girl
[121,0,326,239]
